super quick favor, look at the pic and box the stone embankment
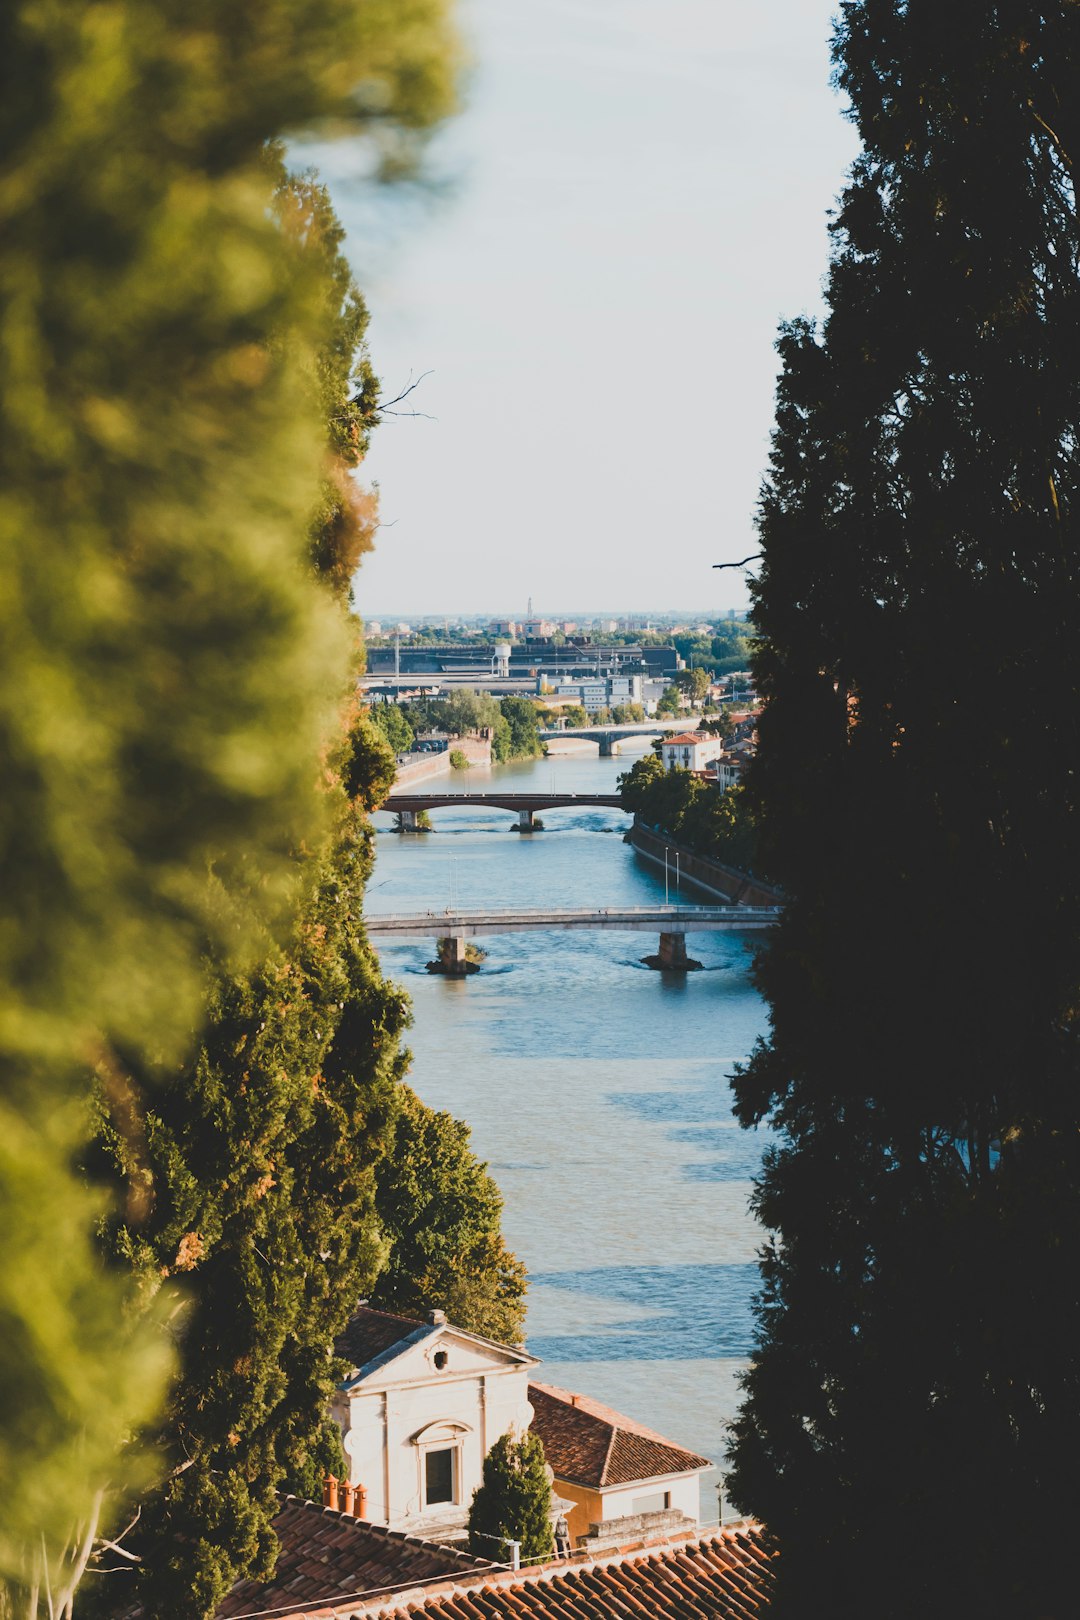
[390,732,491,789]
[627,818,784,909]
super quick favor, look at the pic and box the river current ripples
[367,743,771,1516]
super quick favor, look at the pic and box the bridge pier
[643,930,703,972]
[397,809,418,832]
[430,935,475,976]
[597,734,620,757]
[516,808,535,832]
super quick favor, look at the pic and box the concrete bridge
[539,719,689,756]
[365,903,781,973]
[381,791,625,831]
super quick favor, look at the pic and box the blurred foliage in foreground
[0,0,458,1609]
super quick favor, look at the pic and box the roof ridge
[276,1497,490,1567]
[598,1419,620,1489]
[530,1380,709,1458]
[352,1303,427,1328]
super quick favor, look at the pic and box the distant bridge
[540,719,689,755]
[381,791,625,830]
[365,903,781,973]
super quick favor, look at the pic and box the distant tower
[527,595,533,619]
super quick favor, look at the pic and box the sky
[304,0,858,619]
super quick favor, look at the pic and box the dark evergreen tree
[729,7,1080,1617]
[467,1431,554,1564]
[369,1085,528,1344]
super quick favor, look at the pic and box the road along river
[367,743,772,1518]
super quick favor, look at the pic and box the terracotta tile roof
[662,732,707,746]
[528,1382,711,1489]
[265,1524,775,1620]
[336,1306,429,1374]
[216,1499,491,1618]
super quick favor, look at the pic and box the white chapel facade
[331,1306,538,1538]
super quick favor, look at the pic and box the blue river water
[367,743,771,1518]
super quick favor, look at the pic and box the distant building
[712,753,747,791]
[522,617,556,638]
[488,619,518,637]
[553,674,642,713]
[366,621,383,637]
[660,732,727,772]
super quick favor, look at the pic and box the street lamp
[716,1474,727,1527]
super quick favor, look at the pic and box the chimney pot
[355,1482,369,1519]
[341,1480,355,1515]
[428,1308,447,1325]
[323,1473,339,1511]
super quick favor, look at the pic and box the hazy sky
[308,0,857,619]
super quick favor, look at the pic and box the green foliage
[4,0,461,1606]
[670,626,751,676]
[448,748,469,770]
[369,1086,528,1346]
[611,702,646,723]
[92,719,411,1620]
[371,702,416,755]
[618,759,758,872]
[498,698,544,760]
[701,709,735,741]
[728,8,1080,1618]
[442,688,503,736]
[618,752,666,814]
[674,667,711,703]
[467,1430,554,1564]
[655,684,683,717]
[0,0,461,1598]
[560,705,589,728]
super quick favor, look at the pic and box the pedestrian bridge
[365,903,781,973]
[381,791,625,829]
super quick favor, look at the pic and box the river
[368,743,770,1519]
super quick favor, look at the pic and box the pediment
[343,1323,538,1391]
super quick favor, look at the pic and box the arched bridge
[365,903,781,973]
[381,791,626,830]
[539,719,688,756]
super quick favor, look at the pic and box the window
[631,1490,670,1515]
[425,1446,456,1506]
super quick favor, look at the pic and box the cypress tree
[0,0,448,1604]
[467,1431,554,1565]
[88,157,450,1620]
[369,1085,528,1344]
[729,7,1080,1617]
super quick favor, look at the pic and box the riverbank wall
[392,733,492,789]
[627,818,784,908]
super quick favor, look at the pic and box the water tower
[493,641,511,679]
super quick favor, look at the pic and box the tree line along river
[367,742,771,1519]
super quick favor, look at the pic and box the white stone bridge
[365,903,781,973]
